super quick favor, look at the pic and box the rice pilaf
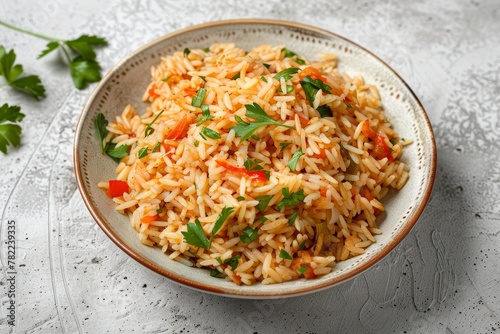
[98,43,411,285]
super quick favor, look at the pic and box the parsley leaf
[277,85,294,94]
[0,46,45,99]
[0,103,24,154]
[192,88,206,107]
[231,72,240,80]
[256,195,273,212]
[281,48,306,65]
[196,104,213,126]
[210,269,225,278]
[230,103,295,141]
[288,209,299,226]
[279,249,293,260]
[201,126,220,139]
[288,148,304,171]
[183,48,191,56]
[273,67,299,82]
[239,226,258,244]
[152,142,161,153]
[236,196,245,202]
[297,264,309,275]
[224,254,241,271]
[145,110,165,137]
[261,75,268,83]
[317,105,333,117]
[302,76,332,93]
[94,113,109,154]
[276,188,305,210]
[106,143,129,162]
[299,76,333,117]
[138,147,148,159]
[256,216,268,223]
[280,142,292,152]
[69,56,101,89]
[298,239,307,251]
[210,206,234,242]
[244,158,270,180]
[182,219,210,249]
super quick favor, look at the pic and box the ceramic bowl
[74,19,436,298]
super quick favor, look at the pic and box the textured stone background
[0,0,499,333]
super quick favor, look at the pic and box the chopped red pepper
[149,84,160,99]
[166,115,193,140]
[216,160,267,182]
[292,262,317,279]
[106,180,129,198]
[361,121,394,161]
[299,67,328,84]
[140,214,159,224]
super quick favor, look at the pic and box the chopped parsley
[276,188,305,211]
[230,102,295,141]
[106,143,129,162]
[273,67,299,82]
[224,254,241,271]
[261,75,268,83]
[256,216,269,223]
[288,148,304,171]
[288,209,300,226]
[239,226,258,244]
[138,147,148,159]
[144,110,165,137]
[183,48,191,56]
[236,196,245,202]
[201,126,220,139]
[192,88,206,107]
[210,269,225,278]
[256,195,273,212]
[279,142,292,152]
[298,239,307,251]
[279,249,293,260]
[231,72,240,80]
[244,158,270,180]
[181,207,234,249]
[152,142,161,153]
[296,264,309,275]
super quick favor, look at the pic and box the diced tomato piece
[166,115,193,140]
[299,67,328,84]
[106,180,129,198]
[149,84,160,99]
[313,148,327,159]
[361,121,394,161]
[350,188,357,198]
[292,262,317,279]
[216,160,267,183]
[319,187,328,197]
[140,214,159,224]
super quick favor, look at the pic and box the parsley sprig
[182,207,234,249]
[230,103,295,141]
[276,188,305,211]
[94,112,130,162]
[0,20,107,89]
[0,104,24,154]
[0,46,45,99]
[300,76,333,117]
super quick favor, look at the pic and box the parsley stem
[0,20,59,42]
[59,44,73,64]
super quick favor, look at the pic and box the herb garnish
[276,188,305,210]
[231,72,240,80]
[288,148,304,171]
[239,226,258,244]
[192,88,206,107]
[144,110,165,137]
[106,144,129,162]
[261,75,268,83]
[183,48,191,57]
[256,217,268,223]
[196,104,214,126]
[282,48,305,65]
[279,142,292,152]
[288,209,299,226]
[210,269,225,278]
[0,46,45,99]
[181,207,234,249]
[299,76,334,117]
[273,67,299,82]
[0,104,24,154]
[224,254,241,271]
[152,142,161,153]
[244,158,270,180]
[236,196,245,202]
[230,102,295,141]
[279,249,293,260]
[296,264,309,275]
[256,195,273,212]
[298,240,307,251]
[138,147,148,159]
[201,127,220,139]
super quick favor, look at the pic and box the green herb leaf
[251,134,260,140]
[181,219,210,249]
[162,76,170,82]
[276,188,305,210]
[106,143,129,162]
[298,239,307,251]
[156,207,163,214]
[231,72,240,80]
[288,148,304,171]
[210,207,234,242]
[202,47,210,53]
[0,104,24,154]
[273,67,299,81]
[138,147,148,159]
[69,57,101,89]
[236,196,245,202]
[239,226,258,244]
[184,48,191,57]
[300,80,319,106]
[216,256,223,264]
[201,126,221,139]
[317,105,333,117]
[343,100,352,108]
[256,216,268,223]
[192,88,206,107]
[297,264,309,275]
[281,48,305,64]
[224,254,241,271]
[288,209,299,226]
[256,195,273,212]
[193,139,199,147]
[280,142,292,152]
[263,63,271,69]
[210,269,225,278]
[38,41,60,59]
[279,249,293,260]
[152,142,161,153]
[0,46,45,99]
[196,104,214,126]
[234,115,249,125]
[244,158,270,180]
[145,110,164,137]
[302,76,332,93]
[94,113,109,154]
[261,75,268,83]
[230,103,295,141]
[277,85,294,94]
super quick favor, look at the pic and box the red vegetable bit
[299,67,328,84]
[166,114,193,140]
[216,160,267,182]
[361,121,394,161]
[313,147,328,159]
[319,187,328,197]
[106,180,129,198]
[149,84,160,99]
[140,214,159,224]
[350,188,357,198]
[292,262,317,279]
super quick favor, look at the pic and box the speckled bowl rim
[74,18,436,298]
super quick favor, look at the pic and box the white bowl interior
[75,20,435,297]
